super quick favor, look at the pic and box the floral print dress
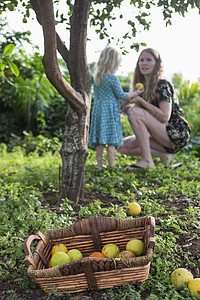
[154,79,191,153]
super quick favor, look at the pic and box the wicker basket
[24,215,155,294]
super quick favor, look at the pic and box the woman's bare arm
[129,96,171,123]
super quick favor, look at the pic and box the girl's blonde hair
[131,48,163,103]
[95,46,122,85]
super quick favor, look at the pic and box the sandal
[167,162,183,169]
[124,164,144,171]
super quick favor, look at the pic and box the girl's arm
[111,76,143,101]
[129,96,172,123]
[127,89,143,100]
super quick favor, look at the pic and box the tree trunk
[30,0,93,205]
[59,0,92,204]
[59,98,91,204]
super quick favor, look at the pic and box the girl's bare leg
[96,144,105,168]
[107,145,116,167]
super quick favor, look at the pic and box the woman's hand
[120,102,130,114]
[129,96,143,106]
[127,87,143,101]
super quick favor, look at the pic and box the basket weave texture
[24,215,155,294]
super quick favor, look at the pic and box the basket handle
[89,217,102,252]
[145,215,156,250]
[82,258,98,290]
[24,231,48,269]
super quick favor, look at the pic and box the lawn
[0,144,199,299]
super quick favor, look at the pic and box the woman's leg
[96,144,105,168]
[119,107,173,168]
[118,135,141,155]
[119,135,174,165]
[107,145,116,167]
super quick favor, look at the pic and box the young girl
[88,46,142,168]
[119,48,191,169]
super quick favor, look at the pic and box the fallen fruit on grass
[51,243,68,256]
[135,83,144,91]
[50,252,70,267]
[188,278,200,298]
[102,243,120,258]
[126,239,144,256]
[127,202,141,216]
[116,250,136,258]
[170,268,193,290]
[67,249,83,261]
[89,252,105,258]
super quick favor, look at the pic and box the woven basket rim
[24,215,155,281]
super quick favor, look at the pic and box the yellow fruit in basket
[135,83,144,91]
[126,239,144,256]
[127,202,141,216]
[116,250,136,258]
[102,243,120,258]
[188,278,200,298]
[50,252,70,267]
[51,243,68,256]
[67,249,83,261]
[170,268,193,290]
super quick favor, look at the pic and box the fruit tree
[1,0,200,204]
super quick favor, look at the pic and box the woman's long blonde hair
[95,46,122,85]
[131,48,163,103]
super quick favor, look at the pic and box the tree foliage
[1,0,200,204]
[1,0,200,50]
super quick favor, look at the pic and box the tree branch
[30,0,85,115]
[30,0,70,64]
[68,0,93,95]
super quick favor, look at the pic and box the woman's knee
[118,145,124,153]
[128,107,144,124]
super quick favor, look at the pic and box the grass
[0,144,199,299]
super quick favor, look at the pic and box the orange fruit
[67,249,83,261]
[116,250,136,258]
[127,202,141,216]
[135,83,144,91]
[171,268,193,290]
[5,69,13,77]
[102,243,120,258]
[51,243,68,256]
[126,239,144,256]
[50,252,70,267]
[89,252,105,258]
[188,278,200,298]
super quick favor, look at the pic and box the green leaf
[0,62,6,71]
[7,59,19,77]
[3,44,15,57]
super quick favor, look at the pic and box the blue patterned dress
[88,75,128,150]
